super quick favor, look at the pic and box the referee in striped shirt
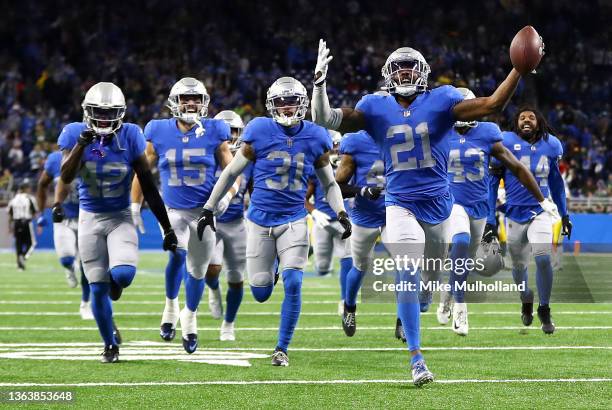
[8,180,38,271]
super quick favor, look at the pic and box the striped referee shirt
[8,193,37,220]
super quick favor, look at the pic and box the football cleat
[395,317,406,343]
[180,307,198,354]
[109,277,123,301]
[65,269,78,288]
[220,320,236,341]
[537,305,555,334]
[342,305,356,337]
[112,320,122,345]
[436,291,453,325]
[411,359,434,387]
[79,301,94,320]
[160,323,176,341]
[101,345,119,363]
[419,289,432,313]
[521,289,534,326]
[452,302,469,336]
[271,348,289,366]
[208,285,224,320]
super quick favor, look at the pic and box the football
[510,25,545,74]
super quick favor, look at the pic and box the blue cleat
[419,289,432,313]
[411,359,434,387]
[182,334,198,354]
[160,323,176,341]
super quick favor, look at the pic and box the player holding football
[486,107,571,334]
[36,150,93,319]
[130,78,236,353]
[309,38,546,385]
[439,88,551,336]
[196,77,351,366]
[60,82,178,363]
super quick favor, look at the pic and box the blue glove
[36,215,47,228]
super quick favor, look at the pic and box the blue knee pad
[251,285,274,303]
[110,265,136,288]
[60,256,75,270]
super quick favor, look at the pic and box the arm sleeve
[311,83,343,130]
[548,159,567,217]
[315,163,346,215]
[487,174,501,225]
[204,150,252,210]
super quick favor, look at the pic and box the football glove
[196,208,216,240]
[162,229,178,252]
[77,129,96,146]
[360,186,382,201]
[482,223,498,243]
[130,203,145,234]
[51,203,65,223]
[539,199,559,219]
[311,209,331,229]
[561,215,572,239]
[314,39,333,86]
[337,211,352,240]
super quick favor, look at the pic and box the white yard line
[0,326,610,331]
[0,378,610,387]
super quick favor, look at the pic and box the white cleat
[79,301,94,320]
[179,307,198,354]
[208,285,223,320]
[65,269,78,288]
[452,302,469,336]
[338,300,344,316]
[220,320,236,341]
[436,290,452,325]
[160,298,180,341]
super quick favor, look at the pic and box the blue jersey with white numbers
[339,131,386,228]
[355,86,464,224]
[242,117,332,227]
[497,131,563,223]
[447,122,502,219]
[145,118,230,209]
[43,151,80,219]
[216,163,253,223]
[57,122,146,213]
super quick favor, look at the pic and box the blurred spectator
[28,143,46,175]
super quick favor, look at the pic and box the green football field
[0,251,610,409]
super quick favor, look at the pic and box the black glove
[561,215,572,239]
[162,228,178,252]
[360,186,382,201]
[196,208,215,240]
[51,203,65,223]
[482,223,498,243]
[78,129,96,146]
[337,211,352,240]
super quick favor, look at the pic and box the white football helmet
[474,238,505,277]
[328,130,342,167]
[265,77,308,127]
[455,87,477,128]
[214,110,245,152]
[381,47,431,97]
[82,82,126,135]
[167,77,210,124]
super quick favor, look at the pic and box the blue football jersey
[447,122,503,219]
[43,151,80,219]
[216,163,253,223]
[355,86,464,223]
[339,130,386,228]
[57,122,146,213]
[242,117,332,226]
[498,131,563,223]
[145,118,230,209]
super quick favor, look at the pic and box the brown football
[509,26,544,75]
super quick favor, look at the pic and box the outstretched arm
[204,143,253,212]
[314,151,351,239]
[548,160,567,218]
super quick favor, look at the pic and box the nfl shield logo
[403,111,411,117]
[182,136,189,143]
[459,137,466,144]
[531,145,537,151]
[514,144,521,151]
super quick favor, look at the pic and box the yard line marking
[0,378,610,387]
[0,326,610,331]
[0,291,340,296]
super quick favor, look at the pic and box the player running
[439,88,551,336]
[487,107,571,334]
[36,150,93,319]
[196,77,351,366]
[309,38,545,385]
[130,78,236,353]
[204,110,252,341]
[60,82,178,363]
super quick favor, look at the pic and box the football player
[130,78,236,353]
[310,39,541,386]
[36,150,93,319]
[334,129,385,337]
[196,77,351,366]
[486,107,571,334]
[440,88,551,336]
[205,110,251,341]
[60,82,178,363]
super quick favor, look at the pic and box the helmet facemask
[168,93,210,124]
[382,58,430,97]
[229,127,244,153]
[266,95,308,127]
[83,105,125,136]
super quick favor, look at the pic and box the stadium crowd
[0,0,610,205]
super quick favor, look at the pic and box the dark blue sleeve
[548,159,567,217]
[487,174,501,225]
